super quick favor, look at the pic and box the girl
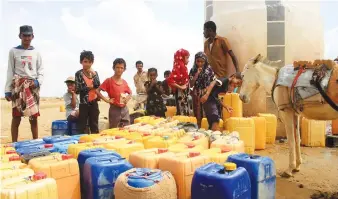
[189,52,216,127]
[96,58,132,128]
[144,68,167,117]
[167,48,190,116]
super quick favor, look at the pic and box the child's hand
[224,105,233,113]
[197,67,202,74]
[200,93,209,104]
[180,84,187,90]
[109,98,115,104]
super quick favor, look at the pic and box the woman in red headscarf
[167,48,191,116]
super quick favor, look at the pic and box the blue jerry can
[227,153,276,199]
[192,162,251,199]
[84,155,133,199]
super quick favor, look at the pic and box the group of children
[64,49,243,135]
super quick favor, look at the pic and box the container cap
[78,140,85,143]
[224,162,237,171]
[9,156,20,161]
[4,144,13,147]
[221,147,231,153]
[158,148,168,154]
[115,135,123,139]
[143,133,151,136]
[186,144,195,148]
[193,135,200,140]
[44,144,53,148]
[189,152,200,158]
[61,154,73,160]
[6,150,16,154]
[127,141,134,144]
[100,133,107,136]
[119,127,124,130]
[33,172,47,181]
[163,136,169,140]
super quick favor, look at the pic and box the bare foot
[280,169,293,178]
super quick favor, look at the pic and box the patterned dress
[167,48,191,116]
[144,81,167,117]
[189,52,217,126]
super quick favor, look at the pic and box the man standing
[203,21,239,78]
[133,60,147,109]
[4,25,44,142]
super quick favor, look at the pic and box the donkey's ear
[253,54,261,64]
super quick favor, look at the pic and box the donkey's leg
[294,115,302,172]
[279,109,296,177]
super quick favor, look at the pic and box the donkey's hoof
[292,168,300,173]
[281,171,293,178]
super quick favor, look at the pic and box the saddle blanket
[276,65,333,99]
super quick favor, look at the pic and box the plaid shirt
[75,69,100,104]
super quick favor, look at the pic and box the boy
[162,70,172,97]
[4,25,44,142]
[200,72,243,131]
[63,76,79,121]
[144,68,166,117]
[75,50,100,134]
[96,58,132,128]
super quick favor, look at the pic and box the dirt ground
[1,98,337,199]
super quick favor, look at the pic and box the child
[144,68,167,117]
[167,48,190,116]
[162,70,172,97]
[63,76,79,121]
[200,72,243,131]
[96,58,132,128]
[75,50,100,134]
[189,52,216,127]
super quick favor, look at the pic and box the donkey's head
[239,54,282,103]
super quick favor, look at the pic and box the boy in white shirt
[4,25,43,142]
[63,77,79,121]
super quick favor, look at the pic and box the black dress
[144,81,167,117]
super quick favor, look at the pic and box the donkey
[239,54,338,177]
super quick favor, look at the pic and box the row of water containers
[1,134,276,199]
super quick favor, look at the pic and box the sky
[0,0,337,97]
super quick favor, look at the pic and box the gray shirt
[63,92,79,118]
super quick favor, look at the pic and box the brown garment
[109,105,130,128]
[204,35,232,78]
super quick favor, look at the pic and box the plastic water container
[210,132,245,153]
[124,132,156,146]
[16,144,57,155]
[218,93,243,121]
[0,158,27,170]
[225,118,255,154]
[13,139,46,149]
[301,118,326,147]
[67,143,104,159]
[69,121,81,135]
[0,150,20,163]
[29,154,81,199]
[0,168,34,180]
[129,148,176,169]
[201,118,224,130]
[202,148,238,164]
[155,129,186,138]
[159,151,210,199]
[191,162,251,199]
[53,140,78,154]
[252,117,267,150]
[43,135,72,144]
[83,155,133,199]
[146,136,178,149]
[257,113,277,144]
[114,168,177,199]
[78,148,121,197]
[227,153,276,199]
[78,134,102,143]
[105,141,144,160]
[71,134,88,141]
[168,143,205,153]
[1,172,58,199]
[178,134,209,149]
[92,136,127,146]
[52,120,69,136]
[21,150,52,164]
[1,144,15,155]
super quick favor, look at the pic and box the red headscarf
[168,48,190,90]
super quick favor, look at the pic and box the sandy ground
[1,98,337,198]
